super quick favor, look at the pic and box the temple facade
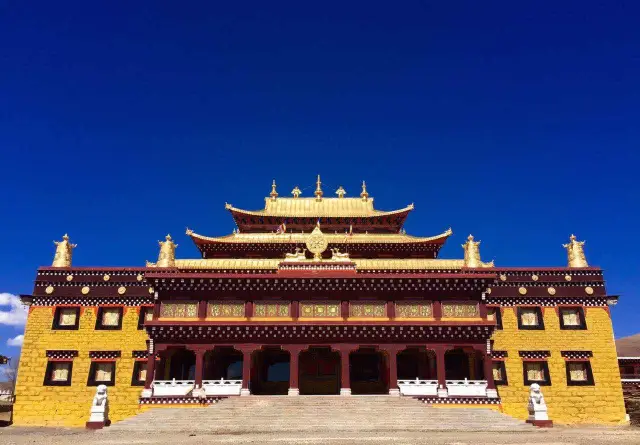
[14,178,627,426]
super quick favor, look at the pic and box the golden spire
[563,234,588,268]
[157,234,178,268]
[52,234,76,267]
[269,179,278,201]
[335,186,346,198]
[462,234,483,268]
[360,180,369,201]
[291,186,301,198]
[314,174,323,201]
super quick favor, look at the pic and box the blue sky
[1,1,639,361]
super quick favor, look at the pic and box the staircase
[105,396,534,434]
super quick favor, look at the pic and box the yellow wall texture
[13,306,150,427]
[493,306,627,425]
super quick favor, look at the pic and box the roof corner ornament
[360,180,369,201]
[52,234,76,267]
[563,234,588,268]
[314,175,323,201]
[157,234,178,268]
[462,234,483,268]
[291,186,301,198]
[335,186,346,198]
[269,179,278,201]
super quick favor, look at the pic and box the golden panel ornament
[499,274,507,281]
[300,302,341,318]
[486,288,492,294]
[45,286,54,294]
[395,302,433,318]
[532,274,539,281]
[136,274,143,282]
[117,286,126,295]
[103,274,110,281]
[161,302,198,318]
[254,302,290,317]
[442,303,479,318]
[518,287,527,295]
[81,286,90,295]
[585,286,594,295]
[66,275,73,281]
[207,302,245,318]
[305,225,329,260]
[548,287,556,295]
[349,302,386,318]
[565,275,572,281]
[148,287,154,294]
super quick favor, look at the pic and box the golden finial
[52,234,76,267]
[269,179,278,201]
[462,234,483,268]
[291,186,301,198]
[563,234,588,268]
[360,181,369,201]
[314,175,323,200]
[335,186,346,198]
[157,234,178,268]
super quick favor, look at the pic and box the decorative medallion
[66,275,73,281]
[45,286,54,294]
[486,288,492,294]
[564,275,572,281]
[531,274,539,281]
[136,274,143,282]
[81,286,90,295]
[118,286,126,295]
[148,287,154,294]
[305,225,328,261]
[499,274,507,282]
[103,274,110,281]
[585,286,594,295]
[547,287,556,296]
[518,287,527,295]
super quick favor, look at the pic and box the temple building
[13,177,628,426]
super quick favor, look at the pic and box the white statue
[527,383,552,426]
[86,384,110,429]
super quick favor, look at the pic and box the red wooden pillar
[283,345,304,396]
[387,301,395,319]
[143,353,157,390]
[475,345,497,398]
[291,301,299,319]
[433,301,443,320]
[338,346,353,395]
[245,301,254,318]
[193,348,206,388]
[434,345,448,397]
[239,346,254,396]
[383,346,401,396]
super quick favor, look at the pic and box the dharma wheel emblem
[305,225,328,261]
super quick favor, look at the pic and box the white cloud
[6,335,23,347]
[0,293,28,326]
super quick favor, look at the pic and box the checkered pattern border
[491,350,508,359]
[32,296,153,306]
[485,296,607,307]
[139,396,226,405]
[89,351,121,360]
[46,350,79,360]
[519,350,551,359]
[561,351,593,359]
[132,351,149,359]
[416,396,501,405]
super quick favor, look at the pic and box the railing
[621,374,640,382]
[151,379,195,397]
[202,379,243,396]
[445,379,488,397]
[397,379,439,396]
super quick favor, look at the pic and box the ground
[1,426,640,445]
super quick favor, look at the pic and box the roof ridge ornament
[157,234,178,268]
[291,186,301,198]
[360,181,369,201]
[335,186,346,198]
[563,234,588,268]
[52,234,76,267]
[462,234,494,268]
[305,224,328,261]
[314,175,323,201]
[269,180,278,201]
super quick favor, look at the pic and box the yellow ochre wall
[494,306,627,424]
[13,306,150,427]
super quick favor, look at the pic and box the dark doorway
[251,348,290,395]
[299,347,340,395]
[204,347,243,380]
[161,348,195,380]
[350,348,388,394]
[397,348,435,380]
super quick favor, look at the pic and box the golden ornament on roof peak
[306,224,328,261]
[157,234,178,268]
[291,186,301,198]
[360,181,369,201]
[335,186,346,198]
[52,234,76,267]
[563,234,588,268]
[314,175,323,200]
[269,179,278,201]
[462,234,493,268]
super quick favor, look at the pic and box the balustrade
[202,378,243,396]
[151,379,195,396]
[445,378,488,397]
[397,379,438,396]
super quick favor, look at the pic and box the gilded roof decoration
[156,234,178,268]
[563,234,588,268]
[52,234,76,268]
[462,234,494,268]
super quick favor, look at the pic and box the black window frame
[517,306,545,330]
[566,360,595,386]
[95,306,124,330]
[43,361,73,386]
[137,306,154,330]
[523,361,551,386]
[492,361,508,385]
[131,361,147,386]
[487,306,503,330]
[559,306,587,330]
[87,361,117,386]
[52,306,80,330]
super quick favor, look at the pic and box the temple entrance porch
[350,348,387,395]
[299,347,340,395]
[251,348,290,395]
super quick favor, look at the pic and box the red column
[387,301,395,319]
[144,353,157,390]
[239,347,253,396]
[338,346,353,395]
[284,345,304,396]
[291,301,299,319]
[193,348,206,388]
[475,345,497,398]
[434,345,447,396]
[433,301,443,320]
[384,346,400,396]
[198,301,208,319]
[245,301,254,318]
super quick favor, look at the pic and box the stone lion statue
[93,384,108,406]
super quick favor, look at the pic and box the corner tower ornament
[462,234,483,268]
[156,234,178,268]
[52,234,76,267]
[563,234,588,268]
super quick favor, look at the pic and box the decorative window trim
[519,351,551,360]
[561,351,593,361]
[131,361,147,386]
[46,350,79,360]
[89,350,121,360]
[138,305,154,330]
[566,360,595,386]
[491,350,508,360]
[95,306,124,330]
[492,361,508,385]
[87,361,116,386]
[43,361,73,386]
[132,350,149,360]
[52,306,80,330]
[517,306,545,330]
[523,361,551,386]
[558,306,587,330]
[486,305,503,330]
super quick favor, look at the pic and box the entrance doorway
[251,348,290,395]
[397,348,435,380]
[350,348,388,394]
[299,347,340,395]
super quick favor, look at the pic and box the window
[44,361,73,386]
[517,307,544,330]
[559,307,587,330]
[52,307,80,330]
[492,361,508,385]
[131,361,147,386]
[566,361,594,386]
[523,361,551,386]
[138,306,154,329]
[487,306,503,329]
[88,361,116,386]
[95,307,123,330]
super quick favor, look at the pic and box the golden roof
[225,197,414,218]
[187,228,452,245]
